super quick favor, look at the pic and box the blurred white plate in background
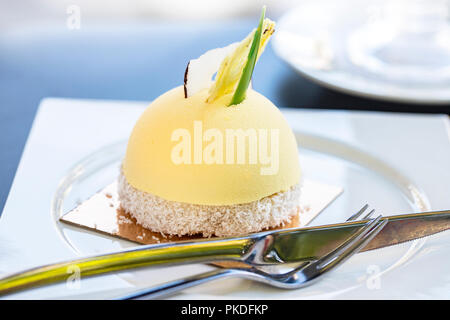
[273,0,450,104]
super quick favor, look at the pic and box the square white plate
[1,98,449,299]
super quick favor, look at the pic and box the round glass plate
[52,132,430,299]
[272,0,450,104]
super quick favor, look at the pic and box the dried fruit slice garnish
[208,12,274,104]
[184,42,238,98]
[183,7,275,103]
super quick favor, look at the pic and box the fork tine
[317,218,388,272]
[346,204,369,221]
[362,209,376,220]
[317,215,382,268]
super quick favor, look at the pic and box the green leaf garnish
[229,6,266,106]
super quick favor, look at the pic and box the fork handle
[0,238,252,297]
[117,268,243,300]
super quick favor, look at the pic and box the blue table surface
[0,20,449,214]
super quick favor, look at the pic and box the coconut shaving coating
[118,171,301,237]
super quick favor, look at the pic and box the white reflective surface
[0,98,449,299]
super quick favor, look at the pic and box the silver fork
[118,205,384,300]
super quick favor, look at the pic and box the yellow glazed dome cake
[118,9,301,237]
